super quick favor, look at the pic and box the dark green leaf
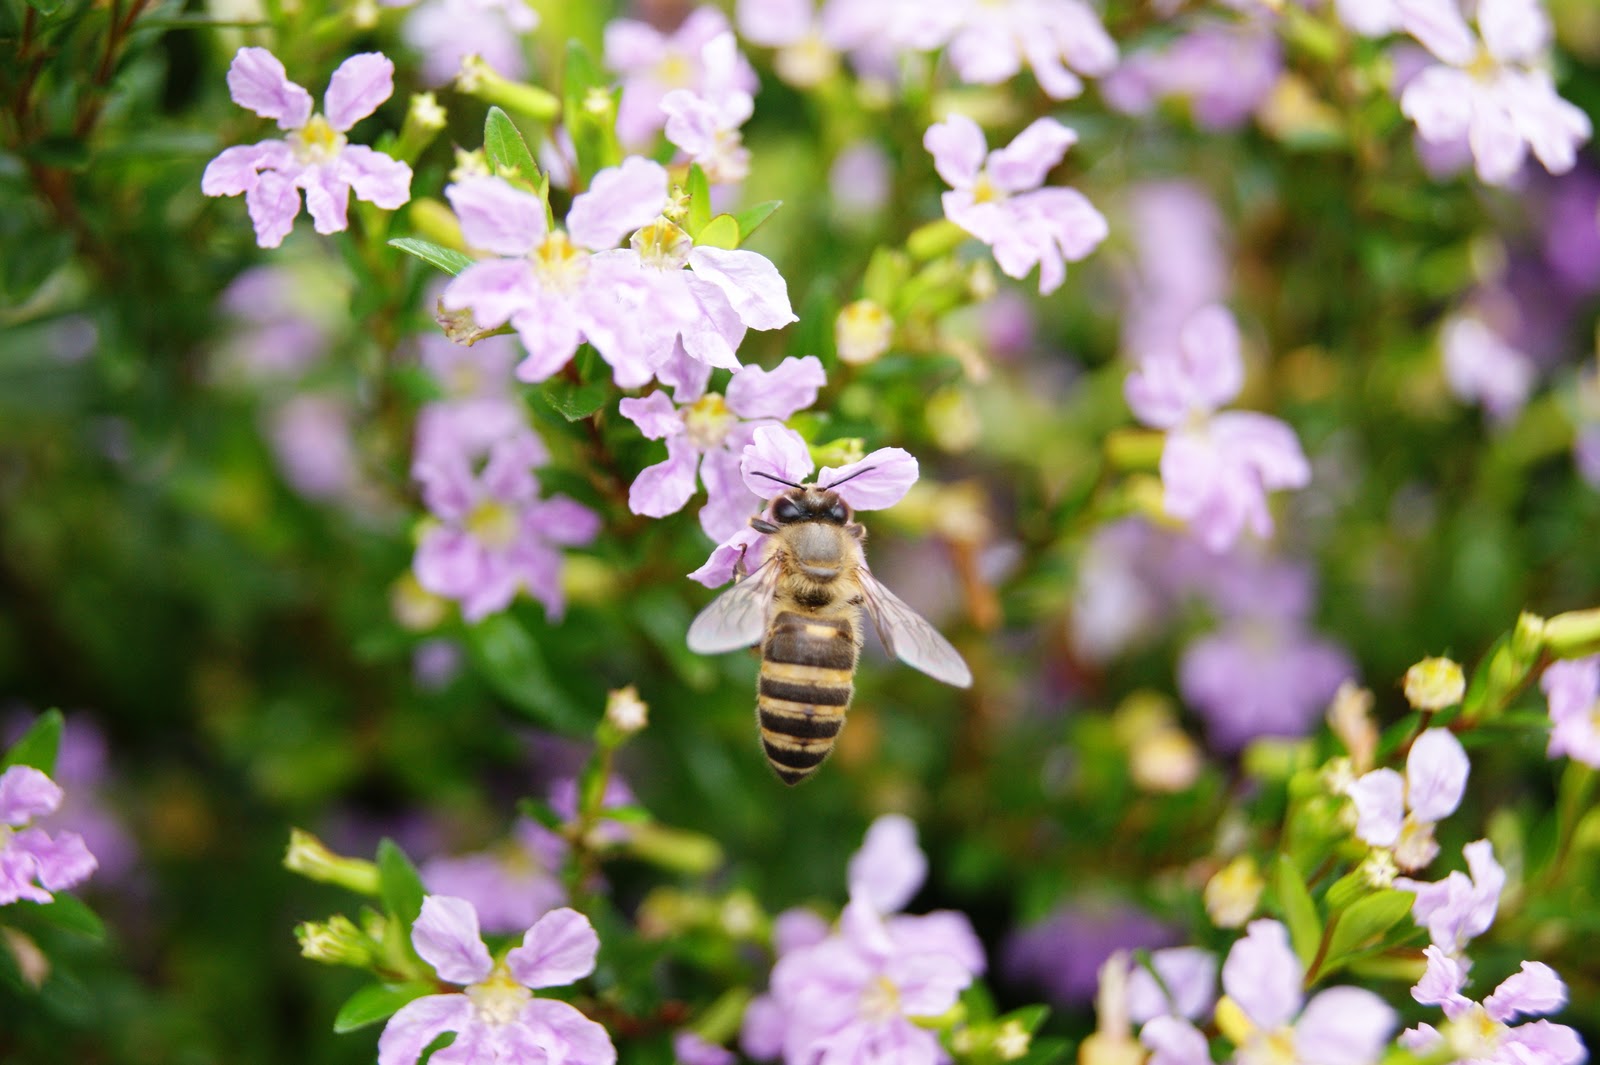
[1275,854,1321,968]
[730,200,781,243]
[28,136,90,170]
[540,377,609,422]
[388,238,474,277]
[26,893,105,940]
[467,615,592,732]
[333,982,434,1033]
[3,709,63,773]
[686,164,711,236]
[1326,889,1414,964]
[483,107,539,183]
[24,0,66,15]
[376,839,425,929]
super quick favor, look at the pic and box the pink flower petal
[1221,920,1302,1031]
[324,52,395,131]
[619,392,684,440]
[1485,961,1568,1023]
[244,169,303,249]
[14,828,96,891]
[818,447,918,511]
[1347,768,1406,847]
[528,495,601,547]
[629,437,701,518]
[442,259,536,331]
[725,355,825,420]
[377,994,473,1065]
[1500,1022,1586,1065]
[1411,945,1471,1012]
[1477,0,1548,65]
[506,907,601,988]
[1178,305,1245,410]
[687,248,798,332]
[339,145,412,210]
[520,999,617,1065]
[698,446,762,542]
[740,425,814,497]
[847,814,927,914]
[226,47,313,129]
[0,766,63,825]
[1141,1017,1212,1065]
[1401,66,1474,145]
[411,895,493,985]
[1406,728,1469,823]
[737,0,811,47]
[986,118,1077,193]
[201,141,289,196]
[302,168,352,235]
[567,157,670,251]
[1294,986,1398,1065]
[689,526,767,587]
[1128,947,1218,1023]
[1396,0,1477,65]
[924,113,988,189]
[447,177,546,257]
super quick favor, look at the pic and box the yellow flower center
[657,51,695,89]
[860,975,901,1021]
[971,172,1002,205]
[292,113,347,164]
[1445,1006,1505,1061]
[1467,48,1500,81]
[1217,999,1297,1065]
[683,393,735,449]
[631,218,692,270]
[466,500,520,550]
[533,231,588,292]
[466,968,533,1026]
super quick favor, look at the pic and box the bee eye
[772,498,803,523]
[827,502,849,524]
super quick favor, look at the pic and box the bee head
[771,487,851,526]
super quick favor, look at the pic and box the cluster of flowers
[0,763,97,907]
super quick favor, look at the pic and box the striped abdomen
[758,610,859,786]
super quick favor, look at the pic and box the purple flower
[215,263,341,382]
[1577,425,1600,488]
[828,142,892,222]
[443,163,795,386]
[378,897,615,1065]
[400,0,539,86]
[943,0,1117,99]
[1127,947,1218,1023]
[741,815,984,1065]
[1539,657,1600,767]
[605,7,757,148]
[1336,0,1401,36]
[1121,181,1230,360]
[421,820,568,935]
[267,394,360,501]
[412,429,600,622]
[1101,19,1281,130]
[689,426,918,587]
[1401,946,1585,1065]
[622,356,825,540]
[924,114,1108,295]
[1398,0,1592,186]
[1,765,97,905]
[4,715,136,885]
[1441,314,1535,421]
[1345,728,1469,870]
[202,48,412,248]
[1395,839,1505,954]
[1125,305,1311,552]
[1179,622,1354,753]
[675,1031,737,1065]
[1006,902,1178,1006]
[1216,920,1396,1065]
[662,33,754,185]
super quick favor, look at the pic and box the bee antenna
[821,465,875,490]
[752,470,805,490]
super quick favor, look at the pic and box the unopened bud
[450,148,491,183]
[435,302,506,347]
[284,829,381,895]
[455,55,559,120]
[604,685,648,735]
[1360,848,1399,889]
[396,92,448,164]
[296,914,379,968]
[1131,729,1202,793]
[836,300,893,365]
[1547,607,1600,659]
[774,34,838,88]
[1204,855,1264,928]
[2,928,49,989]
[995,1019,1032,1061]
[718,891,762,937]
[392,572,449,631]
[350,0,380,29]
[1326,682,1377,773]
[1404,657,1465,711]
[1080,953,1143,1065]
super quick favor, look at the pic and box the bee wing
[686,556,782,654]
[857,565,973,688]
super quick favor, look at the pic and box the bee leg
[750,517,779,534]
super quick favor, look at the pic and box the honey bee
[686,471,972,785]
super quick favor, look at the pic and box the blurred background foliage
[4,0,1600,1060]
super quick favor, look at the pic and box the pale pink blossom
[400,0,539,86]
[605,7,757,148]
[0,765,98,905]
[1540,657,1600,767]
[1398,0,1591,186]
[1401,946,1585,1065]
[1395,839,1506,954]
[202,48,412,248]
[1345,728,1469,870]
[1441,314,1535,421]
[662,33,755,184]
[924,113,1108,294]
[944,0,1117,99]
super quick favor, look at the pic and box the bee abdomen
[758,613,858,786]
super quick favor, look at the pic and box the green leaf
[388,238,474,277]
[333,982,434,1033]
[3,709,63,773]
[1012,1036,1071,1065]
[483,107,539,183]
[540,377,609,422]
[1002,1004,1051,1035]
[24,0,66,15]
[27,136,89,170]
[467,615,592,732]
[686,164,712,237]
[376,839,425,929]
[1325,890,1415,964]
[27,893,105,940]
[1275,854,1322,968]
[730,200,781,244]
[695,214,740,251]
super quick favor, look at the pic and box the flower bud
[775,34,839,88]
[604,685,648,735]
[1547,607,1600,658]
[1079,953,1143,1065]
[2,928,49,989]
[1204,855,1264,928]
[449,148,491,183]
[284,828,381,895]
[455,55,559,121]
[396,92,448,164]
[836,300,893,365]
[296,914,379,968]
[392,572,449,631]
[1326,682,1377,772]
[1404,657,1465,710]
